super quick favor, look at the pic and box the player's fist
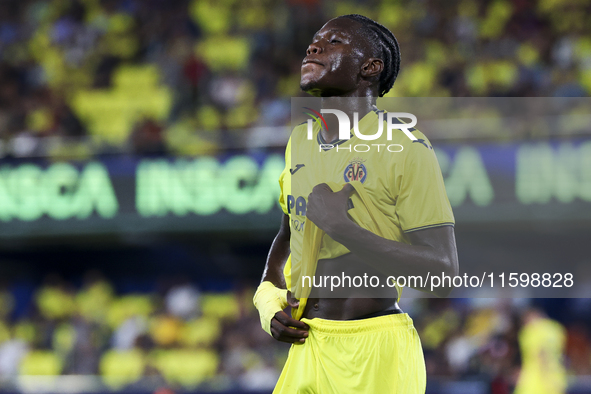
[270,311,309,344]
[306,183,354,233]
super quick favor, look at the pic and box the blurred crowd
[0,272,590,392]
[0,272,286,392]
[0,0,590,159]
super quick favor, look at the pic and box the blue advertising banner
[0,138,589,239]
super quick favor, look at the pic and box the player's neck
[319,96,376,143]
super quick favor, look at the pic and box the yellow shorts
[273,313,426,394]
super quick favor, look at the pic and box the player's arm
[257,214,309,343]
[260,213,291,288]
[306,183,458,297]
[336,222,458,297]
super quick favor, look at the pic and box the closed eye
[331,39,341,44]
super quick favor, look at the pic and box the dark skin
[260,17,459,344]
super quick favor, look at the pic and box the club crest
[344,158,367,183]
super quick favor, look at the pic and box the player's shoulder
[291,122,309,138]
[406,129,435,153]
[288,121,321,151]
[282,122,313,158]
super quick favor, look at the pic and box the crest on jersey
[344,158,367,183]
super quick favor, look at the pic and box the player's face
[300,18,370,97]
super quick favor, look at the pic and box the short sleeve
[278,137,291,215]
[396,140,454,232]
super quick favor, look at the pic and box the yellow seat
[19,351,63,376]
[200,293,240,321]
[150,316,182,347]
[106,294,154,329]
[151,349,218,388]
[52,323,76,354]
[179,317,221,347]
[196,36,250,71]
[76,280,114,323]
[36,287,76,320]
[70,65,172,145]
[100,349,146,389]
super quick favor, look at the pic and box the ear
[360,58,384,79]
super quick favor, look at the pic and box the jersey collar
[316,107,383,151]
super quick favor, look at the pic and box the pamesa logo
[302,107,418,152]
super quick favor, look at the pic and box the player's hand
[270,311,309,344]
[270,293,309,344]
[306,183,354,233]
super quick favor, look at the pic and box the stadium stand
[0,0,590,159]
[0,272,589,392]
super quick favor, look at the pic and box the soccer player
[514,309,567,394]
[254,14,458,393]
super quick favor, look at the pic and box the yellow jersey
[279,108,454,291]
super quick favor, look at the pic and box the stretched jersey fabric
[291,180,404,320]
[279,108,454,301]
